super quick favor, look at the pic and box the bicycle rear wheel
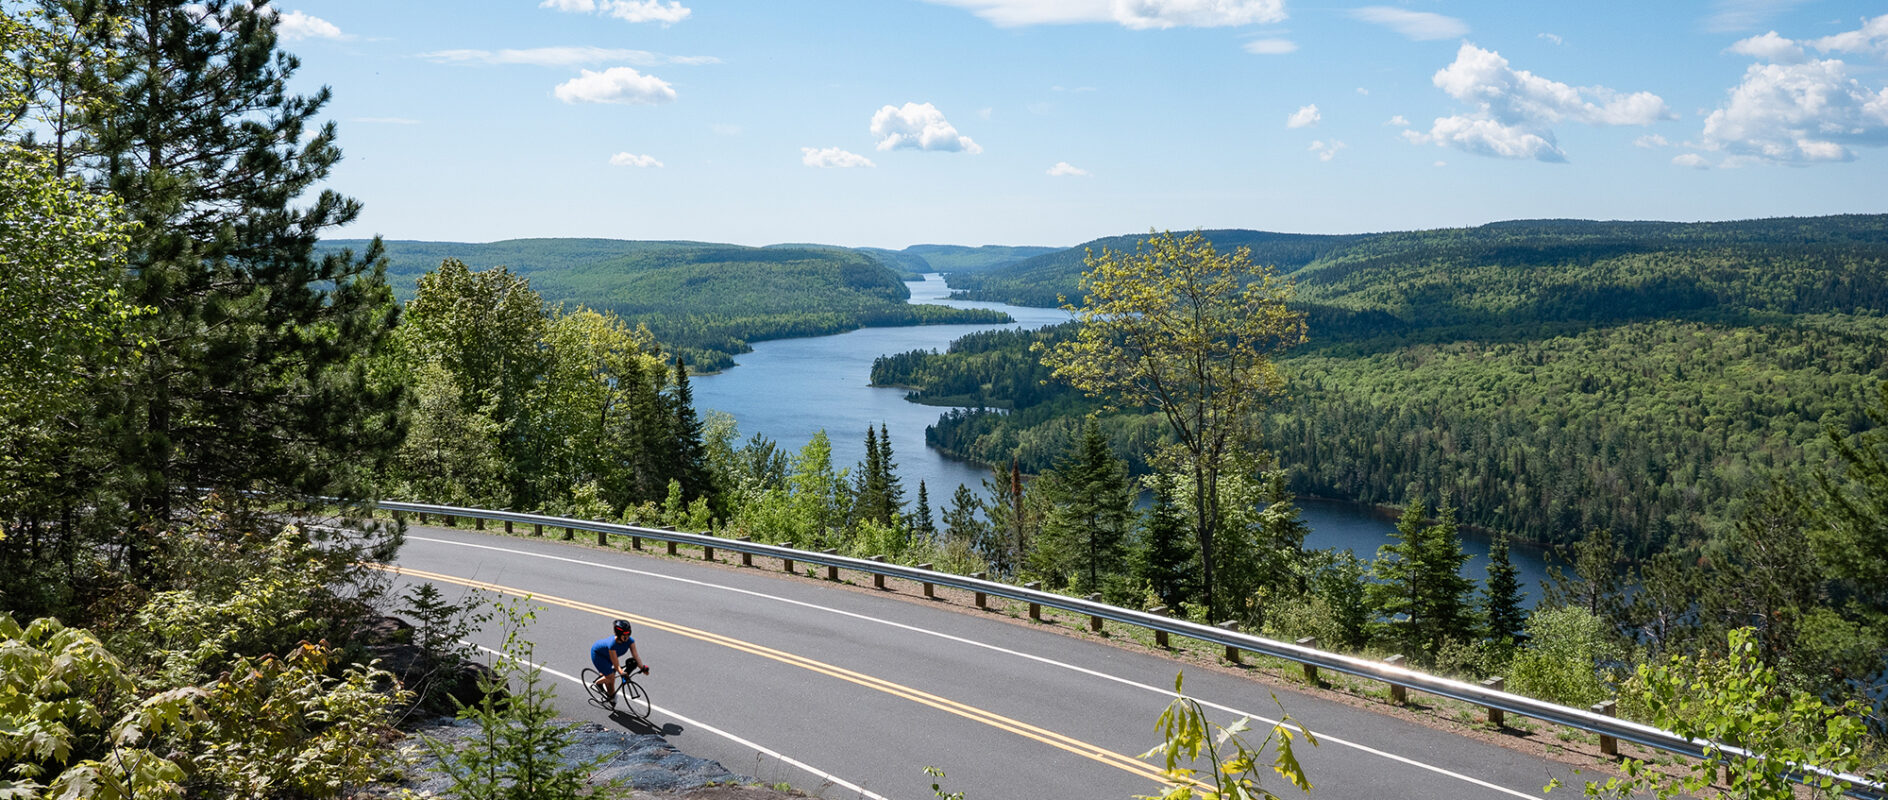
[620,677,652,718]
[579,668,609,707]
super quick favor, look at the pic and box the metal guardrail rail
[374,499,1887,798]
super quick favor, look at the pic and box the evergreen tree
[1482,530,1527,649]
[852,426,887,528]
[878,422,906,522]
[913,481,937,541]
[1543,527,1632,635]
[667,357,714,506]
[1135,485,1198,612]
[1035,416,1133,595]
[943,484,993,564]
[69,0,403,546]
[1368,499,1475,658]
[982,460,1035,578]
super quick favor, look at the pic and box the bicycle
[580,667,651,718]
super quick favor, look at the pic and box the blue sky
[285,1,1888,249]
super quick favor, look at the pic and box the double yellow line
[373,564,1171,785]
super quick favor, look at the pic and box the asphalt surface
[386,524,1579,800]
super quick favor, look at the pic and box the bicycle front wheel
[621,678,652,718]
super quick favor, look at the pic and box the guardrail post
[533,523,542,536]
[1482,677,1505,727]
[1296,637,1320,683]
[1385,655,1408,705]
[418,512,427,524]
[504,520,513,534]
[475,516,485,531]
[563,526,574,541]
[822,549,839,581]
[917,564,935,598]
[1593,700,1618,756]
[1024,582,1042,620]
[739,537,753,567]
[1218,621,1242,664]
[444,514,456,527]
[782,549,795,573]
[631,534,641,550]
[870,555,887,589]
[971,572,987,609]
[667,540,679,556]
[1149,606,1170,648]
[1086,594,1104,632]
[703,541,715,561]
[597,528,608,547]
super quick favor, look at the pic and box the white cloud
[1538,32,1563,46]
[802,147,876,168]
[1356,87,1369,96]
[1405,116,1565,161]
[276,10,343,40]
[421,47,717,67]
[871,102,983,153]
[1349,6,1468,41]
[1387,114,1409,127]
[1810,14,1888,59]
[1406,43,1671,162]
[1698,58,1888,163]
[1727,32,1806,63]
[1635,134,1670,147]
[1245,38,1298,55]
[609,152,663,167]
[542,0,691,25]
[921,0,1284,29]
[1287,104,1320,128]
[1705,0,1810,33]
[554,67,677,105]
[1308,139,1347,161]
[1673,153,1711,168]
[1047,161,1090,176]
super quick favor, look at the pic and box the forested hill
[317,238,1008,370]
[879,214,1888,554]
[948,216,1888,317]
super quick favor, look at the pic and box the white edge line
[414,535,1540,799]
[474,644,894,800]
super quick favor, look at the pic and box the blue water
[692,275,1553,603]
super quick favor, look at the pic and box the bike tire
[621,677,652,718]
[579,668,608,707]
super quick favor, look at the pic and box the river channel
[691,275,1552,602]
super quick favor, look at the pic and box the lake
[692,275,1553,603]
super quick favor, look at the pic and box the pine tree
[913,481,937,540]
[667,357,714,506]
[878,423,906,522]
[1412,501,1476,653]
[1482,530,1528,649]
[942,484,991,559]
[1135,485,1198,611]
[852,426,886,528]
[1035,416,1132,594]
[77,0,403,540]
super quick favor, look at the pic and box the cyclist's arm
[630,641,649,673]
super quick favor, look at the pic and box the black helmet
[613,619,632,635]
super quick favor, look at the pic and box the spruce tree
[667,357,714,505]
[943,484,993,563]
[79,0,403,539]
[852,426,886,527]
[1135,485,1197,611]
[1482,530,1528,649]
[1036,416,1132,594]
[913,481,937,540]
[1412,501,1476,653]
[878,422,906,522]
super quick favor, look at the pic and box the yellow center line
[373,563,1171,784]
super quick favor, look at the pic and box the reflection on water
[692,275,1553,601]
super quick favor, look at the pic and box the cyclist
[589,618,650,707]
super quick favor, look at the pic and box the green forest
[5,2,1887,798]
[319,237,1011,371]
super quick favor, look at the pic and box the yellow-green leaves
[1137,672,1315,800]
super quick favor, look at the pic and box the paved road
[387,525,1577,799]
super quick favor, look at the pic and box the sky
[278,0,1888,249]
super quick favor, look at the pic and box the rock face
[397,716,763,796]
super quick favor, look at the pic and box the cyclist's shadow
[605,709,682,737]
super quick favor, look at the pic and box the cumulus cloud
[554,67,677,104]
[1696,15,1888,163]
[871,102,982,153]
[1349,6,1469,41]
[1673,153,1711,169]
[1245,38,1298,55]
[1308,139,1347,161]
[421,47,718,67]
[1047,161,1090,176]
[1538,32,1563,46]
[1387,114,1409,126]
[802,147,876,168]
[921,0,1285,29]
[276,10,343,40]
[1404,43,1671,162]
[542,0,690,25]
[609,152,663,167]
[1287,104,1320,128]
[1635,134,1670,147]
